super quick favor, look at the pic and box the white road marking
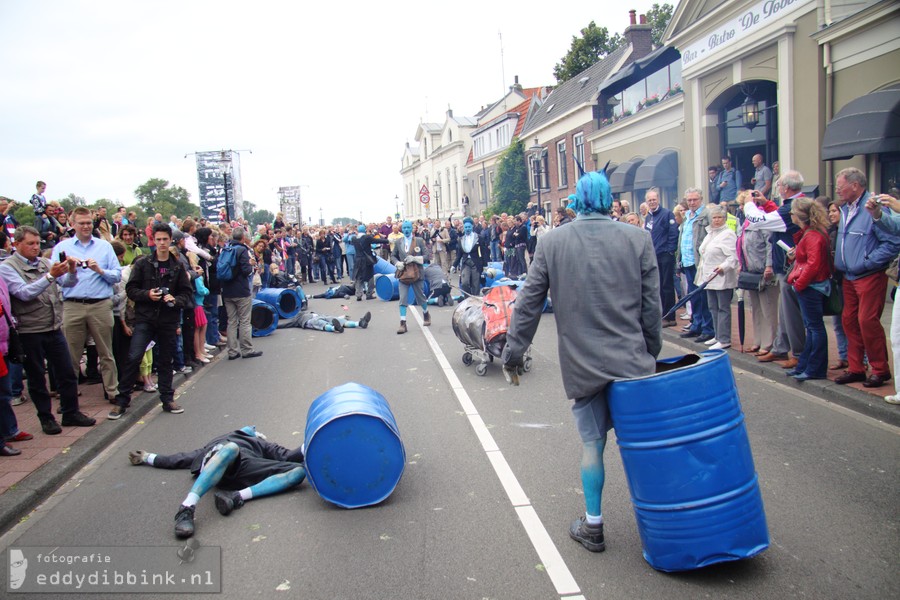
[411,308,583,598]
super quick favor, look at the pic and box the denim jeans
[682,265,714,336]
[345,254,355,280]
[116,321,177,407]
[205,295,220,345]
[490,240,500,262]
[796,287,828,378]
[8,361,23,397]
[0,369,20,439]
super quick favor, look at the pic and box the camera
[157,287,175,308]
[79,261,89,268]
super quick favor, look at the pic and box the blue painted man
[390,220,430,334]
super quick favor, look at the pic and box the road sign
[419,185,430,205]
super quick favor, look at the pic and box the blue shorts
[571,390,612,443]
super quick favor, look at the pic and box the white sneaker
[678,312,690,320]
[196,356,210,363]
[204,343,215,350]
[885,395,900,405]
[709,342,731,350]
[704,337,718,346]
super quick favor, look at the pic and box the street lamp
[319,207,324,227]
[529,139,547,216]
[434,180,442,220]
[394,194,400,221]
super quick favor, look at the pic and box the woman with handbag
[737,190,779,354]
[391,221,430,334]
[785,198,832,381]
[697,204,738,350]
[0,274,32,456]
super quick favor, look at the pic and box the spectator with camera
[0,226,96,434]
[108,223,194,420]
[54,206,123,401]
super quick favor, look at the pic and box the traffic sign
[419,184,430,205]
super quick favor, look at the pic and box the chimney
[623,9,654,59]
[447,108,453,118]
[510,75,523,92]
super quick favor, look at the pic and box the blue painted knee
[248,467,306,499]
[190,442,239,498]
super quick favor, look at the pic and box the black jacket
[126,250,194,326]
[220,242,253,299]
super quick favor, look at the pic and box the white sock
[182,492,200,508]
[146,453,157,466]
[239,488,253,501]
[585,513,603,526]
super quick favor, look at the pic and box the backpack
[216,244,239,281]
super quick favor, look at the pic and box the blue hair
[357,224,366,233]
[463,217,473,225]
[574,171,612,215]
[566,194,577,209]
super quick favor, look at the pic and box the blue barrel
[304,382,406,509]
[374,274,430,302]
[607,350,769,572]
[374,256,397,275]
[255,288,302,319]
[250,300,279,337]
[487,261,504,271]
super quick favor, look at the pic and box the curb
[662,328,900,428]
[0,370,195,534]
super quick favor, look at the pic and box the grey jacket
[503,215,662,400]
[0,254,67,334]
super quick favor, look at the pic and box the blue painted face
[463,222,473,234]
[401,222,413,236]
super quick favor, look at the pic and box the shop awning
[609,159,645,193]
[599,46,682,97]
[822,85,900,160]
[633,150,678,189]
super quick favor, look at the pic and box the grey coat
[503,215,662,400]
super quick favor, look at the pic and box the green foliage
[488,138,529,216]
[12,204,37,228]
[241,201,274,229]
[553,21,624,84]
[331,217,355,226]
[133,178,196,219]
[646,3,675,47]
[59,193,86,212]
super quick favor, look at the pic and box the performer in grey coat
[503,169,662,553]
[391,220,431,334]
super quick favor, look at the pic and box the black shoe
[694,334,714,343]
[331,318,344,333]
[242,351,263,359]
[0,445,22,456]
[569,516,605,552]
[366,294,375,300]
[359,312,371,329]
[863,373,892,388]
[108,406,126,420]
[61,412,97,427]
[228,354,240,360]
[834,371,867,385]
[356,297,362,302]
[40,418,62,435]
[423,311,431,326]
[174,505,195,538]
[679,331,700,339]
[82,377,102,385]
[214,491,245,516]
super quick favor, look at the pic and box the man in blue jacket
[833,167,900,388]
[643,188,679,326]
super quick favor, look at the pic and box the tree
[488,138,529,216]
[553,21,624,84]
[646,3,675,48]
[59,193,86,213]
[133,178,196,218]
[331,217,355,227]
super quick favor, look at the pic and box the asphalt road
[1,281,898,599]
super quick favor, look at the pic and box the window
[574,133,584,177]
[623,80,646,115]
[488,171,495,198]
[557,140,568,187]
[479,174,486,203]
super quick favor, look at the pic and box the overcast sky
[0,0,665,223]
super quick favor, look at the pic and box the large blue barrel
[374,256,397,275]
[255,288,302,319]
[250,300,279,337]
[304,382,405,509]
[487,261,504,271]
[607,350,769,572]
[374,274,430,302]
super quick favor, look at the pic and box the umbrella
[736,289,746,352]
[663,271,719,321]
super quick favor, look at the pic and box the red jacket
[787,229,831,292]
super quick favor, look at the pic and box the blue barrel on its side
[374,256,397,275]
[255,288,302,319]
[607,350,769,572]
[250,300,279,337]
[304,382,405,509]
[374,274,430,303]
[487,261,503,271]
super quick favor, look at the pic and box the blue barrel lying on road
[256,287,302,319]
[374,256,397,275]
[250,300,279,337]
[304,382,406,509]
[487,261,503,271]
[607,350,769,572]
[374,274,430,303]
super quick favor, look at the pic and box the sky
[0,0,667,224]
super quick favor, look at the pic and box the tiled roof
[521,43,631,136]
